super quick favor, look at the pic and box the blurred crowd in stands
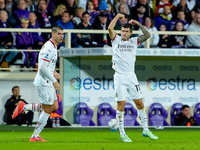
[0,0,200,70]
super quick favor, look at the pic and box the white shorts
[114,72,143,101]
[36,86,57,105]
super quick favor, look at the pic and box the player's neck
[50,39,58,46]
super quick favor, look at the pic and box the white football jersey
[111,34,140,74]
[33,39,57,87]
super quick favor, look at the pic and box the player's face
[87,2,94,11]
[60,6,66,15]
[12,87,20,97]
[99,16,107,24]
[177,12,185,20]
[82,14,90,24]
[159,24,166,31]
[67,0,74,6]
[191,11,196,20]
[163,6,171,15]
[0,0,5,9]
[137,6,146,14]
[195,14,200,25]
[29,13,36,23]
[0,11,8,22]
[139,0,147,5]
[120,17,127,24]
[175,22,183,31]
[18,0,26,10]
[38,0,47,11]
[52,30,64,45]
[62,12,70,24]
[119,4,126,14]
[180,0,187,6]
[145,17,151,28]
[107,4,111,12]
[120,27,132,41]
[181,107,190,116]
[21,22,29,28]
[77,10,83,18]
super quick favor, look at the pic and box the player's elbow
[147,33,151,39]
[52,105,59,112]
[108,26,113,32]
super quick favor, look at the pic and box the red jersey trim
[42,58,50,62]
[50,39,56,48]
[112,34,117,41]
[137,38,140,46]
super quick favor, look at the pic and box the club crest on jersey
[44,54,49,59]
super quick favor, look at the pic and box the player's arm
[54,70,60,79]
[108,13,125,40]
[39,61,60,90]
[129,19,151,44]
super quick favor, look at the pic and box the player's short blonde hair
[75,7,85,17]
[54,4,66,16]
[21,18,29,23]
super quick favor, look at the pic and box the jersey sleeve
[40,44,54,63]
[131,37,140,47]
[38,42,57,83]
[111,34,121,46]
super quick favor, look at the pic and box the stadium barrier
[0,29,200,125]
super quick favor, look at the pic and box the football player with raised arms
[12,26,64,142]
[108,13,158,142]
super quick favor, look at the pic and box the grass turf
[0,125,200,150]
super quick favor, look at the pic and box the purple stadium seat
[74,102,96,126]
[149,103,169,126]
[97,103,116,126]
[194,102,200,125]
[171,103,183,126]
[124,102,140,126]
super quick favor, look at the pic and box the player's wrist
[53,80,57,84]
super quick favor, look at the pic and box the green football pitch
[0,125,200,150]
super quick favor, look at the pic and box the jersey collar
[50,39,57,48]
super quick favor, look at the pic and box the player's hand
[117,13,125,21]
[179,41,183,45]
[54,81,60,90]
[39,42,43,45]
[162,34,168,39]
[54,71,60,79]
[6,42,12,46]
[77,33,81,38]
[161,44,167,47]
[129,19,140,25]
[118,13,125,19]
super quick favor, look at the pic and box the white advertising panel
[64,58,200,107]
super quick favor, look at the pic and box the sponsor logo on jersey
[44,54,49,59]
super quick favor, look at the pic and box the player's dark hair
[181,105,190,110]
[52,25,63,33]
[63,10,71,16]
[39,0,47,5]
[12,86,19,92]
[121,23,133,32]
[82,12,90,17]
[177,10,185,15]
